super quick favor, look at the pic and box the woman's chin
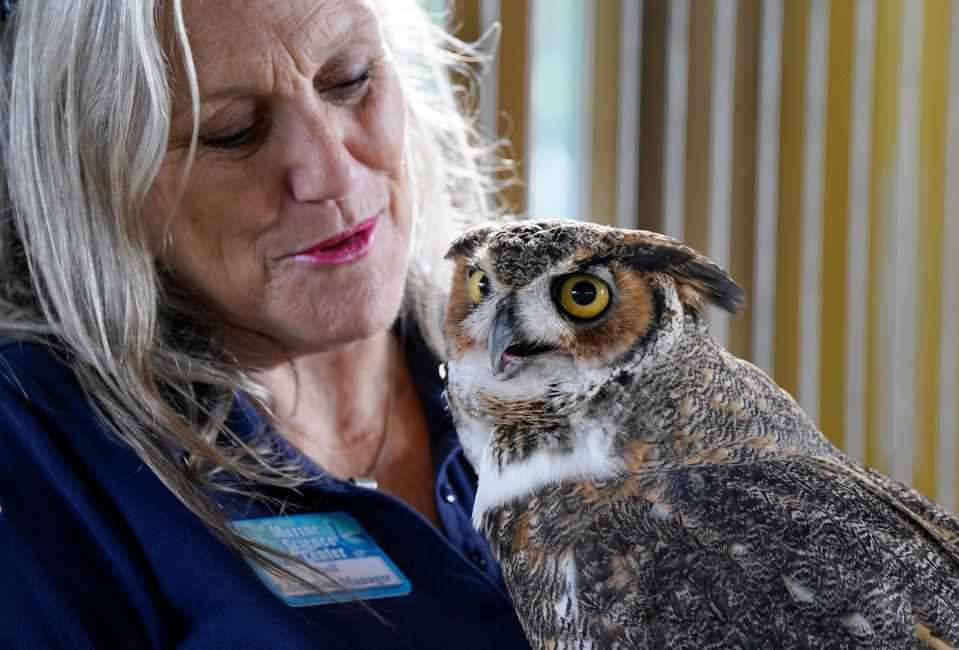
[283,282,406,353]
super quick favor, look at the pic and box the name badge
[231,512,412,606]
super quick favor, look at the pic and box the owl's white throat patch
[470,414,624,527]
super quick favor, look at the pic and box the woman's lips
[290,216,379,266]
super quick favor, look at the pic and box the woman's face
[146,0,410,360]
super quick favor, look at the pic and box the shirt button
[466,549,488,569]
[440,484,457,503]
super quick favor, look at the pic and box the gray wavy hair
[0,0,507,583]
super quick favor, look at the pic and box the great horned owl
[442,219,959,650]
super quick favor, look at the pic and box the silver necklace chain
[348,338,398,490]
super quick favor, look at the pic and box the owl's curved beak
[488,304,570,377]
[488,306,518,376]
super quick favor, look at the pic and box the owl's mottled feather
[443,220,959,650]
[485,456,959,649]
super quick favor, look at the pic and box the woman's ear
[614,237,746,316]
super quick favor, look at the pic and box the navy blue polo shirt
[0,331,530,649]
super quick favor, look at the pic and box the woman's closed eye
[198,66,374,152]
[200,119,267,151]
[318,65,373,103]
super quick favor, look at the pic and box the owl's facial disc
[488,303,572,378]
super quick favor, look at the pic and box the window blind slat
[882,0,923,485]
[752,0,784,375]
[663,0,690,240]
[844,0,877,465]
[616,0,644,230]
[937,0,959,511]
[479,0,501,137]
[797,0,830,425]
[706,0,738,347]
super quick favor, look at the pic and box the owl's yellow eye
[559,274,610,319]
[468,269,490,305]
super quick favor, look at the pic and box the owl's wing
[499,457,959,649]
[852,459,959,544]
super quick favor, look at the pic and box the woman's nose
[284,108,359,204]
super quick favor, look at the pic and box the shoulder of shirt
[0,337,78,403]
[0,337,105,451]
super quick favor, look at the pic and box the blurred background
[424,0,959,510]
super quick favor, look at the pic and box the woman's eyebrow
[168,90,250,125]
[199,85,262,104]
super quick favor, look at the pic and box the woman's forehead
[174,0,381,97]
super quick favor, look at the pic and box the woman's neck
[235,327,442,529]
[251,329,398,479]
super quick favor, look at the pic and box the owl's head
[443,220,745,404]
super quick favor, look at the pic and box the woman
[0,0,529,647]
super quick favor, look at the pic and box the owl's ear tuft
[618,242,746,315]
[445,225,497,260]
